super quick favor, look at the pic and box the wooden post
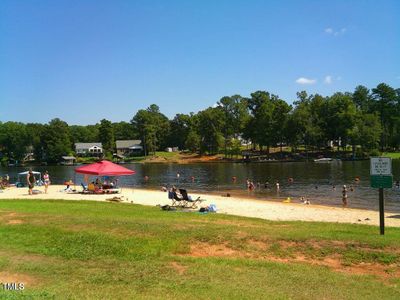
[379,188,385,235]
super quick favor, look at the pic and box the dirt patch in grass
[187,242,244,258]
[170,262,187,275]
[183,240,400,281]
[7,219,24,225]
[194,218,265,229]
[0,212,27,225]
[0,271,36,286]
[247,239,267,250]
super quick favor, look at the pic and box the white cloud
[295,77,316,85]
[325,27,347,36]
[324,75,332,84]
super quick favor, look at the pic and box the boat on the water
[313,157,333,162]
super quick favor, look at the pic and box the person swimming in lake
[342,185,348,207]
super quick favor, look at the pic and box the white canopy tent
[16,171,42,187]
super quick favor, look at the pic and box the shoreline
[1,185,399,227]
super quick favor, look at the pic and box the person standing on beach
[27,169,35,195]
[43,171,50,194]
[342,185,348,207]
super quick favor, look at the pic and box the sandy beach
[0,184,399,227]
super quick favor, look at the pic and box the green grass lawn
[1,200,400,299]
[124,151,180,162]
[382,152,400,159]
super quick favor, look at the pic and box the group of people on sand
[26,169,50,195]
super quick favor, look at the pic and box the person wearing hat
[342,185,348,207]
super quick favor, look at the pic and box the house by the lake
[75,143,103,157]
[115,140,143,157]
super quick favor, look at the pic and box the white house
[75,143,103,157]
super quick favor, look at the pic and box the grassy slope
[382,152,400,159]
[0,200,399,299]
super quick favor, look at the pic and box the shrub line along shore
[1,185,399,227]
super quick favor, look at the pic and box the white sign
[370,157,392,175]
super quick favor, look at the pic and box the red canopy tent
[75,160,135,176]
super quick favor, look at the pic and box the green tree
[184,129,201,153]
[113,121,136,140]
[325,92,358,150]
[271,98,291,154]
[42,118,72,163]
[372,83,398,150]
[348,113,381,155]
[26,123,46,162]
[352,85,372,112]
[169,114,193,150]
[0,122,28,161]
[131,104,170,155]
[246,91,290,155]
[197,107,224,154]
[218,95,249,157]
[98,119,115,155]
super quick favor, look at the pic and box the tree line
[0,83,399,164]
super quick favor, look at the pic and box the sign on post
[370,157,393,188]
[370,157,393,235]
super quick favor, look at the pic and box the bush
[368,149,381,157]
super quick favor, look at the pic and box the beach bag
[208,204,217,212]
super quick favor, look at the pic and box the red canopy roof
[75,160,135,176]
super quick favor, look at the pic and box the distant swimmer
[332,184,336,190]
[300,197,310,205]
[276,181,280,190]
[288,177,294,183]
[232,176,237,182]
[190,176,195,182]
[144,176,149,181]
[176,173,180,179]
[249,181,255,190]
[395,180,400,188]
[342,185,348,207]
[315,185,318,190]
[355,177,360,183]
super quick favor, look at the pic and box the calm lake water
[1,161,400,212]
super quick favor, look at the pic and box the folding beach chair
[172,191,187,207]
[81,183,89,193]
[179,189,205,209]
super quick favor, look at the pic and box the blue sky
[1,0,399,125]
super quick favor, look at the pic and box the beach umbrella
[74,160,135,176]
